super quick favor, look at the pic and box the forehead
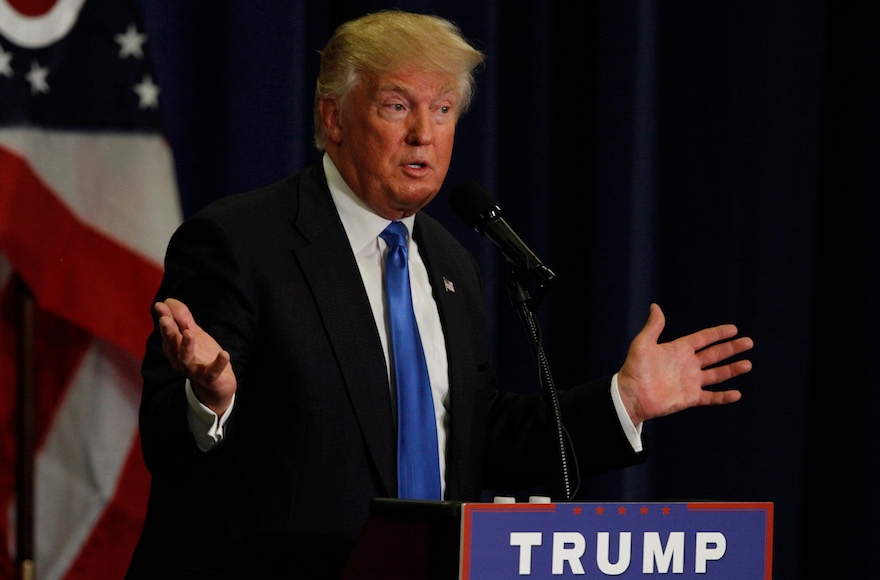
[368,69,459,99]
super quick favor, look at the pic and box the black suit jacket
[127,163,645,579]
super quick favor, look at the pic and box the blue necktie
[380,221,442,500]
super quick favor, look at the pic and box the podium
[341,498,773,579]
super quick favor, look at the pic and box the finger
[697,336,754,368]
[157,314,184,361]
[701,359,753,386]
[153,301,171,319]
[157,310,181,335]
[165,298,195,330]
[686,323,741,352]
[178,327,196,368]
[159,325,186,373]
[698,388,742,406]
[155,301,189,342]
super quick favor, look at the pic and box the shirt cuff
[185,379,234,452]
[611,373,643,453]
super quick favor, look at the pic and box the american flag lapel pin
[443,277,455,293]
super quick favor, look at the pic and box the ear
[318,97,342,144]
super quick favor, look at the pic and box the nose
[405,108,433,146]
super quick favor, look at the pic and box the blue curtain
[141,1,879,576]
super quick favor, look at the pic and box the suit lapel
[414,214,479,498]
[290,170,396,496]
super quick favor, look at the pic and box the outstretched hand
[617,303,753,427]
[154,298,237,415]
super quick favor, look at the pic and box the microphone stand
[506,264,579,501]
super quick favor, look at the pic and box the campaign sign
[460,502,773,579]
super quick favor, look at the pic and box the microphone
[449,180,556,284]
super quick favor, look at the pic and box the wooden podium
[341,498,773,579]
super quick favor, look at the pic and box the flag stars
[134,74,160,109]
[115,23,147,59]
[26,61,49,94]
[0,46,12,78]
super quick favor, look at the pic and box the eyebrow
[375,81,458,100]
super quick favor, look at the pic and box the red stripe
[0,147,163,358]
[64,435,150,579]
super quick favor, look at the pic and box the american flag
[0,0,181,577]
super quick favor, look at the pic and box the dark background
[140,1,880,577]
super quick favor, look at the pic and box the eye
[440,106,451,114]
[392,103,405,111]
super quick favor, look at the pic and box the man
[126,10,753,579]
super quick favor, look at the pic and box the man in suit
[126,9,753,579]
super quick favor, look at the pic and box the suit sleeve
[479,375,647,493]
[139,211,255,476]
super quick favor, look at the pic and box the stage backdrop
[1,0,878,578]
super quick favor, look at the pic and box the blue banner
[462,502,773,579]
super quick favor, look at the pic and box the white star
[115,23,147,59]
[0,46,12,78]
[134,74,160,109]
[26,60,49,94]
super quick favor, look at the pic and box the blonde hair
[313,9,486,150]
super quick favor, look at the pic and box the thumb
[640,302,666,343]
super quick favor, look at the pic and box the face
[320,69,459,220]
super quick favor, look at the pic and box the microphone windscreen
[449,180,497,230]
